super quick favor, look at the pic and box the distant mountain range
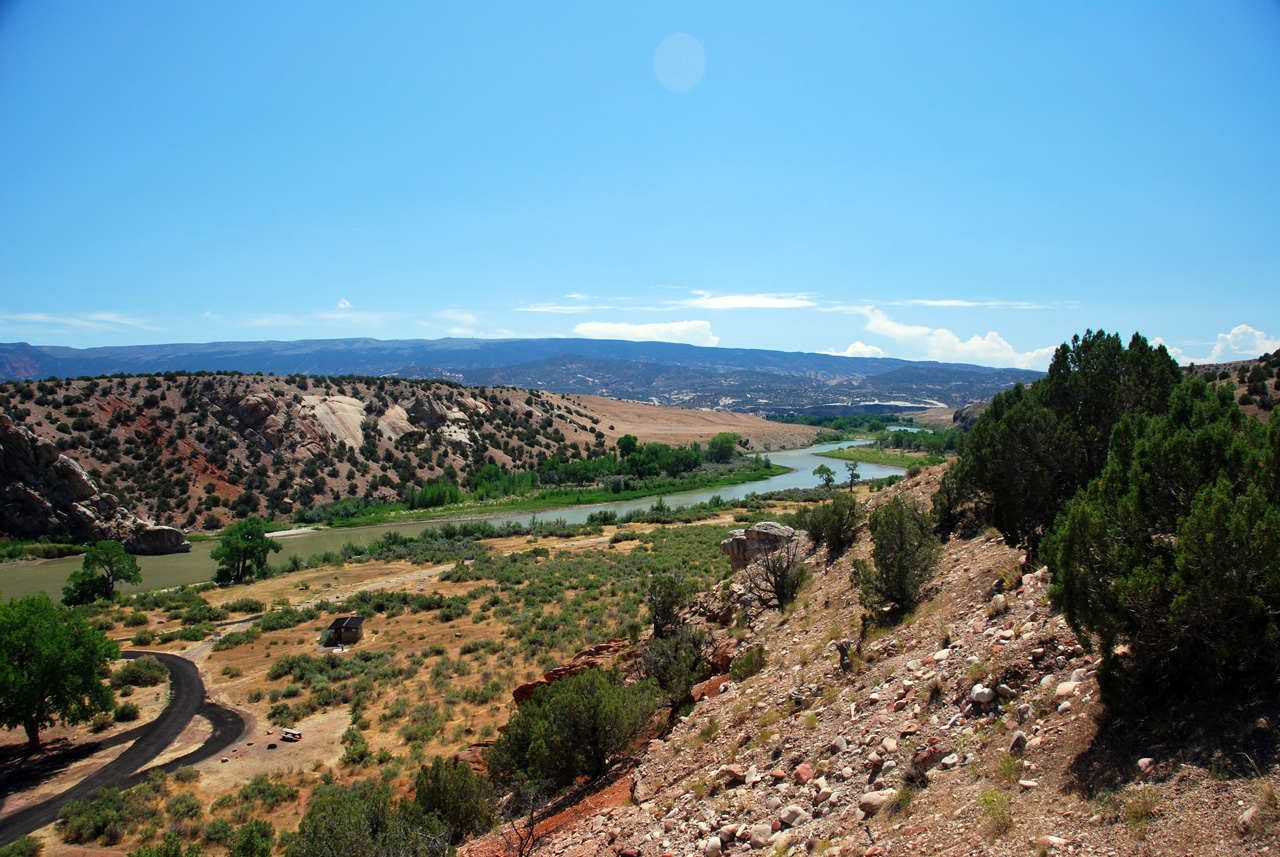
[0,338,1042,413]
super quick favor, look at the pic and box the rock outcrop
[0,414,190,553]
[719,521,796,572]
[511,639,632,704]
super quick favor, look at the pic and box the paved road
[0,651,246,846]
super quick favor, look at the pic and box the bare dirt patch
[571,394,821,450]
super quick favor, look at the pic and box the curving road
[0,651,246,847]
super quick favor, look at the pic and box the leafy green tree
[0,594,120,748]
[210,517,281,585]
[485,669,658,789]
[1045,376,1280,705]
[812,464,836,489]
[706,432,739,463]
[616,434,638,458]
[844,461,860,490]
[62,540,141,605]
[414,756,496,844]
[854,496,940,620]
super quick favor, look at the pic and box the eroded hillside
[0,373,819,537]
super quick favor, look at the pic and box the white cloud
[1156,324,1280,365]
[435,308,477,325]
[823,341,887,358]
[336,298,352,310]
[839,306,1055,369]
[573,320,719,347]
[564,293,590,301]
[670,290,816,310]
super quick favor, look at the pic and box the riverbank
[817,446,947,469]
[287,461,791,531]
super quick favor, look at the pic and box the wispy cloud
[0,311,158,331]
[573,320,719,347]
[1155,324,1280,365]
[669,290,816,310]
[830,298,1063,311]
[336,298,352,309]
[834,306,1055,369]
[435,308,478,325]
[516,302,623,314]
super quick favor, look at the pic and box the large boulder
[719,522,796,573]
[125,524,192,555]
[0,414,190,553]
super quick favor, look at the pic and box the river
[1,442,902,600]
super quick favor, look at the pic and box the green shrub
[0,836,43,857]
[202,819,234,845]
[90,712,113,732]
[638,626,709,705]
[286,779,446,857]
[485,668,657,789]
[729,646,767,682]
[131,629,156,646]
[173,765,200,784]
[115,702,140,722]
[789,492,866,559]
[111,656,168,688]
[246,687,263,703]
[166,793,203,822]
[124,613,150,627]
[413,756,496,843]
[237,774,298,810]
[127,831,202,857]
[854,496,940,621]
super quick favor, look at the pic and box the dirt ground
[568,394,822,450]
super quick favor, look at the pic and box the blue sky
[1,2,1277,370]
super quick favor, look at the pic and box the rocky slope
[483,468,1280,857]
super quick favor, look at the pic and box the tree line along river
[2,442,903,601]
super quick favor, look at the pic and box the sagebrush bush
[114,702,140,722]
[110,656,168,689]
[729,646,767,682]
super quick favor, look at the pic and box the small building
[327,616,365,646]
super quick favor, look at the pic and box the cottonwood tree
[62,540,141,605]
[813,464,836,490]
[211,516,281,585]
[0,594,119,748]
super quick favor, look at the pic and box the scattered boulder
[858,789,899,816]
